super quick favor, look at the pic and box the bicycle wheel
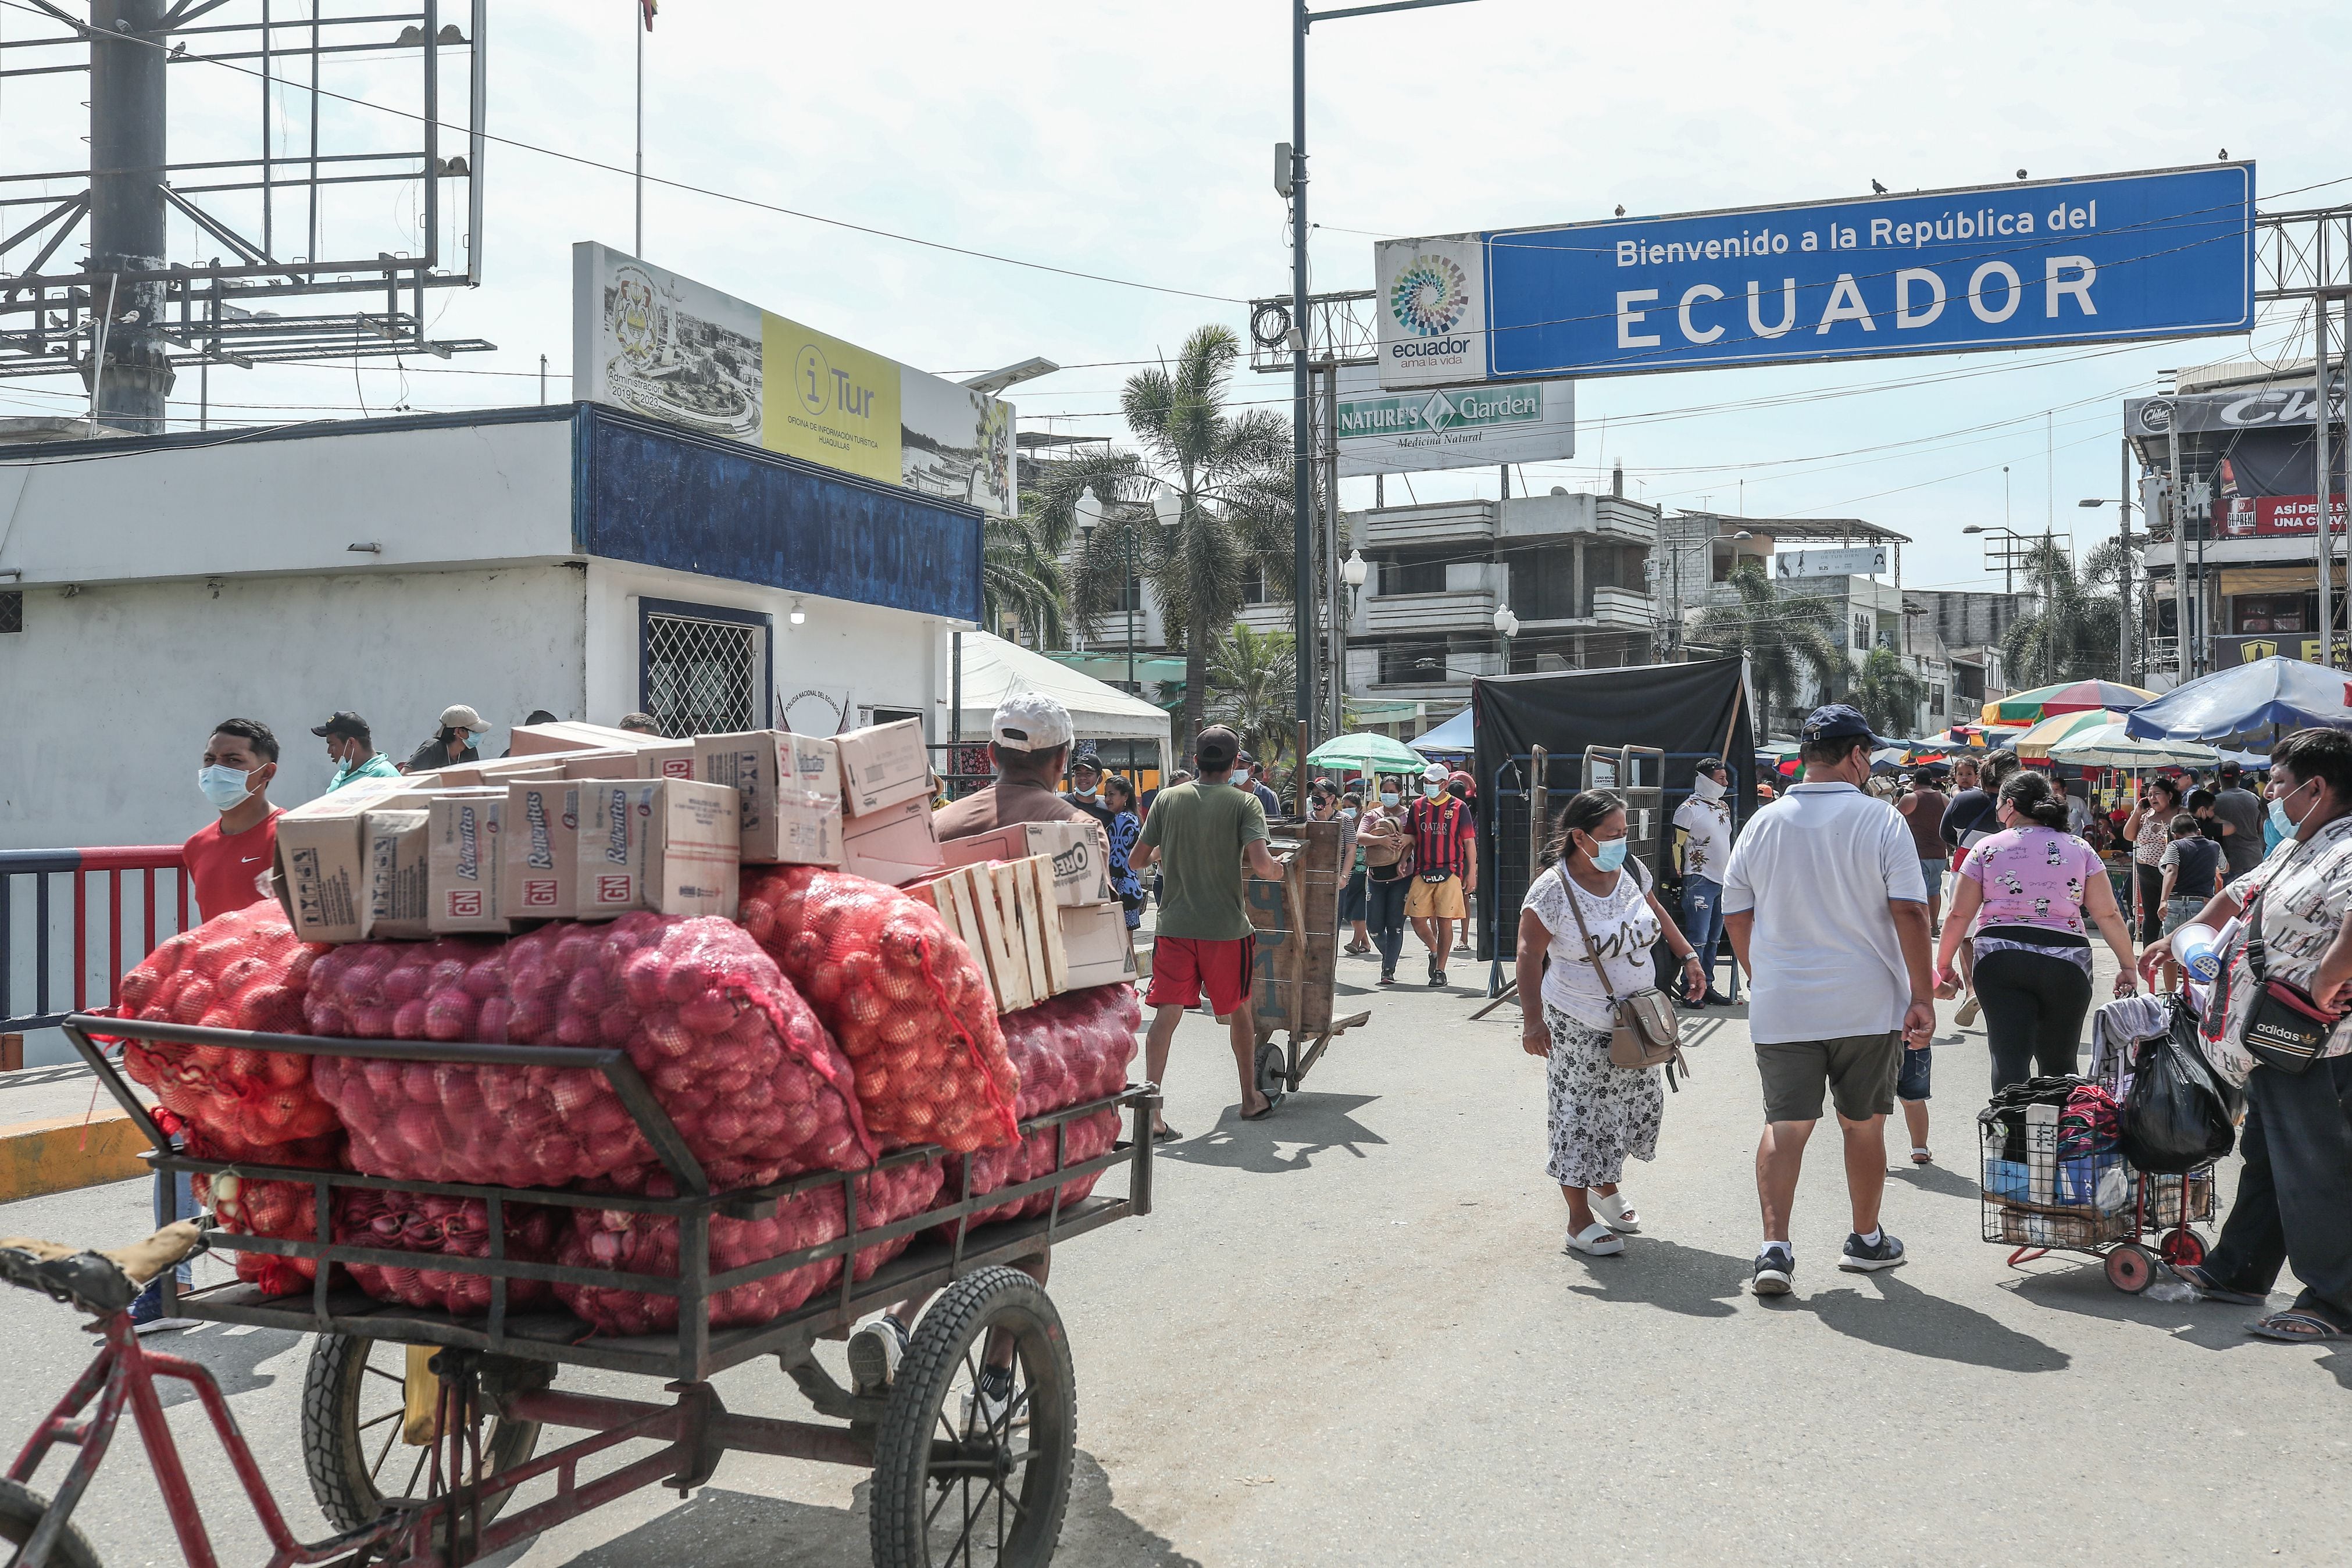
[868,1266,1076,1568]
[300,1335,543,1534]
[0,1477,103,1568]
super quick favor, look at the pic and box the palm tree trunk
[1182,621,1208,764]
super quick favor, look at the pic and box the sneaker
[1839,1231,1908,1272]
[1752,1245,1794,1296]
[1377,971,1396,987]
[127,1282,195,1336]
[1427,956,1443,986]
[846,1313,909,1394]
[960,1370,1030,1433]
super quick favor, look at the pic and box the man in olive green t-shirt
[1130,725,1287,1133]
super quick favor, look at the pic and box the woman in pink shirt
[1933,770,2137,1090]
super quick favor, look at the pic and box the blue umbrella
[2123,657,2352,749]
[1408,705,1474,756]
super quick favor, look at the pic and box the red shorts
[1145,935,1256,1018]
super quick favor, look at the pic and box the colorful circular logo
[1390,255,1469,337]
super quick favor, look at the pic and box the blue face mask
[197,764,254,811]
[2271,778,2315,836]
[1590,837,1629,873]
[1380,791,1400,806]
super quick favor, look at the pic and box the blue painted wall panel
[575,405,983,623]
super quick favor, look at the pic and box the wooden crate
[904,854,1066,1013]
[1247,820,1344,1039]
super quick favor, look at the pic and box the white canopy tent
[952,631,1172,772]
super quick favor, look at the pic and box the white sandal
[1564,1221,1626,1256]
[1590,1190,1641,1234]
[1911,1146,1933,1166]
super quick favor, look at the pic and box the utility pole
[1289,0,1314,753]
[2169,416,2189,687]
[2118,439,2135,684]
[86,0,175,433]
[635,10,646,257]
[2320,301,2335,669]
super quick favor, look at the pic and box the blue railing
[2,846,191,1035]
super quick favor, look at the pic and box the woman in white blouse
[1516,790,1708,1256]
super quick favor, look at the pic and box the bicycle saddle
[0,1220,206,1316]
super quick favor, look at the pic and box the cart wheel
[869,1265,1076,1568]
[0,1477,103,1568]
[2104,1244,2157,1294]
[2160,1228,2208,1267]
[301,1335,543,1535]
[1254,1041,1289,1107]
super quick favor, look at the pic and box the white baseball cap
[1422,762,1450,784]
[991,691,1074,754]
[440,703,491,731]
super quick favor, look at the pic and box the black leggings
[1973,946,2093,1092]
[2134,862,2165,945]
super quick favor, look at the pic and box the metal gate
[640,602,768,738]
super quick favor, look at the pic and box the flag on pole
[640,0,657,28]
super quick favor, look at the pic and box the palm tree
[2003,535,2123,686]
[1689,563,1846,737]
[1206,625,1297,776]
[1058,325,1293,755]
[1851,646,1927,737]
[981,507,1066,648]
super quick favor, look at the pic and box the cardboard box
[502,781,581,920]
[359,809,432,940]
[938,820,1114,906]
[273,778,412,942]
[508,720,671,758]
[638,740,697,780]
[694,731,847,864]
[574,778,741,920]
[831,719,931,816]
[427,791,510,934]
[1058,899,1139,992]
[840,795,943,886]
[437,758,566,788]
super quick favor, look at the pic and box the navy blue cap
[1800,703,1887,746]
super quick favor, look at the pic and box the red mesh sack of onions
[737,867,1020,1153]
[304,917,872,1190]
[113,903,337,1160]
[552,1156,945,1335]
[929,985,1140,1235]
[331,1190,561,1316]
[188,1130,345,1296]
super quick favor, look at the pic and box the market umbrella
[2047,723,2222,770]
[2011,708,2130,759]
[1980,679,2158,725]
[2123,656,2352,749]
[1407,706,1473,756]
[1306,731,1426,775]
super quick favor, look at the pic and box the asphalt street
[1,940,2344,1567]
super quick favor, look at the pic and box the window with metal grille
[0,591,19,635]
[639,599,770,737]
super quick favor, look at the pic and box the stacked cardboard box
[693,730,843,866]
[571,778,741,920]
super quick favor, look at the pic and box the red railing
[3,845,190,1036]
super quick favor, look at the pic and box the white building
[0,404,982,851]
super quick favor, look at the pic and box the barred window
[0,591,19,635]
[641,604,766,737]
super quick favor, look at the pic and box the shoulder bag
[1556,862,1687,1078]
[2236,887,2340,1076]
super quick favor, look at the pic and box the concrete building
[0,403,982,851]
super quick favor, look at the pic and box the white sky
[3,0,2349,594]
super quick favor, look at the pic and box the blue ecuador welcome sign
[1376,165,2254,385]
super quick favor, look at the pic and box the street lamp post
[1079,484,1181,695]
[1963,524,2028,597]
[2079,453,2137,685]
[1491,601,1521,676]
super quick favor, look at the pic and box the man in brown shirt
[931,691,1090,838]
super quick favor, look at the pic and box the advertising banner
[573,243,1016,516]
[2128,382,2343,438]
[1377,165,2254,388]
[1773,545,1889,579]
[2215,494,2351,539]
[2212,633,2351,669]
[1333,362,1572,475]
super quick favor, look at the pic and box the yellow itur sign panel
[762,312,901,486]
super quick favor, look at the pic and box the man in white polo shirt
[1721,705,1936,1297]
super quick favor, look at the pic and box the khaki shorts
[1404,873,1466,920]
[1756,1033,1901,1123]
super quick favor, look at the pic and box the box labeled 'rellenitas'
[428,791,510,934]
[694,730,845,865]
[501,781,580,920]
[831,719,931,816]
[574,778,741,919]
[273,778,411,942]
[360,808,432,940]
[937,819,1115,906]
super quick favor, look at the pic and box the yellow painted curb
[0,1113,151,1203]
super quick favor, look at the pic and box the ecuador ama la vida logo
[1390,255,1471,337]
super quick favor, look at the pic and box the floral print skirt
[1543,1003,1664,1188]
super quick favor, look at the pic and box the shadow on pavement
[2004,1265,2280,1352]
[1160,1095,1386,1175]
[555,1452,1197,1566]
[1889,1160,1980,1201]
[1564,1238,1748,1319]
[1792,1272,2071,1372]
[149,1321,308,1406]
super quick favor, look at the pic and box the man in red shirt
[1407,761,1477,987]
[183,719,284,919]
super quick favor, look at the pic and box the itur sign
[1375,165,2254,387]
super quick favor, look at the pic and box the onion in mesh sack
[553,1156,947,1335]
[737,867,1019,1153]
[114,903,336,1160]
[332,1190,561,1316]
[188,1130,345,1297]
[304,917,872,1190]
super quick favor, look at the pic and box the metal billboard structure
[0,0,492,430]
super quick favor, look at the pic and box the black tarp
[1470,657,1755,965]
